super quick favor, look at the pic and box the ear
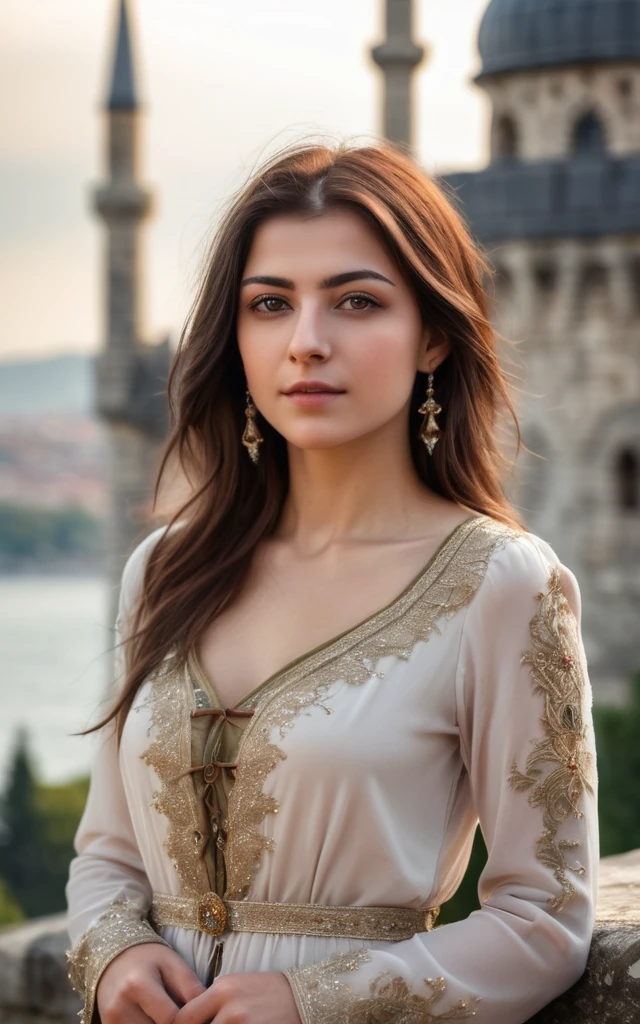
[416,326,451,375]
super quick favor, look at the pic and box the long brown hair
[95,138,525,741]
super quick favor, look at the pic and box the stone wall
[0,915,77,1024]
[482,64,640,161]
[487,229,640,706]
[1,850,638,1023]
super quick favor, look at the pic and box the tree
[0,728,44,918]
[0,729,91,919]
[0,877,24,926]
[34,776,90,903]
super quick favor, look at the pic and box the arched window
[616,448,639,510]
[578,262,610,317]
[573,111,606,156]
[494,115,519,160]
[534,264,557,295]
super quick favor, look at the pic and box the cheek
[348,316,420,398]
[236,319,281,378]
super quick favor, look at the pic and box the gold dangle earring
[418,373,442,455]
[241,389,264,464]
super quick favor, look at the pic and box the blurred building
[93,0,639,700]
[0,354,107,518]
[94,0,170,622]
[437,0,640,701]
[0,416,106,516]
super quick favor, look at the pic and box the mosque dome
[476,0,640,80]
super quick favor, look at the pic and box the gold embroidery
[283,948,480,1023]
[140,660,211,896]
[508,565,596,911]
[225,516,518,900]
[66,896,169,1024]
[150,892,440,940]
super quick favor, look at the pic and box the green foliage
[0,728,43,918]
[0,730,89,920]
[0,877,24,926]
[33,776,91,906]
[593,671,640,857]
[0,503,102,563]
[438,828,487,926]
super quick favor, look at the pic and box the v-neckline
[187,514,486,713]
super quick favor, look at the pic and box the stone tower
[441,0,640,702]
[94,0,170,626]
[371,0,426,149]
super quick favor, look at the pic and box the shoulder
[117,521,185,623]
[467,517,582,624]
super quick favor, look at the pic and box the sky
[0,0,491,361]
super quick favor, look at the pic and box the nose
[287,302,331,363]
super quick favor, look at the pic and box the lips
[283,380,345,394]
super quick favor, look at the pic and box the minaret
[94,0,170,634]
[371,0,427,150]
[95,0,151,395]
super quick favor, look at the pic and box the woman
[66,140,598,1024]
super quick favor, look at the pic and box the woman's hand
[173,971,302,1024]
[96,942,206,1024]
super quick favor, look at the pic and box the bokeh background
[1,0,639,928]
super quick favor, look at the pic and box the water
[0,575,113,786]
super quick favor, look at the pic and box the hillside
[0,354,95,417]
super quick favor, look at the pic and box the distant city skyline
[0,0,490,361]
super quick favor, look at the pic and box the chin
[286,436,347,452]
[283,427,373,452]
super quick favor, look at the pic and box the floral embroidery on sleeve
[284,948,480,1023]
[66,896,169,1024]
[508,565,597,910]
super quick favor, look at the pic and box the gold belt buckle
[197,892,228,936]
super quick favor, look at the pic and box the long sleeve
[65,528,171,1024]
[283,534,599,1024]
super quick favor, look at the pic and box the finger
[159,956,207,1006]
[137,979,182,1024]
[100,999,157,1024]
[128,1009,157,1024]
[173,985,223,1024]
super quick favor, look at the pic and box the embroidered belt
[150,892,440,942]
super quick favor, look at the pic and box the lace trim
[224,516,518,900]
[140,661,211,896]
[65,897,169,1024]
[283,949,480,1023]
[508,565,597,911]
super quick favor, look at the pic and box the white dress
[65,514,599,1024]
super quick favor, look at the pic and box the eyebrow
[240,269,396,290]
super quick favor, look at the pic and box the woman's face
[236,206,449,453]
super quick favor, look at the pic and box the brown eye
[338,293,381,312]
[250,296,289,313]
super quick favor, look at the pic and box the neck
[276,416,444,553]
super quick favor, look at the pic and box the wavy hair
[90,138,524,740]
